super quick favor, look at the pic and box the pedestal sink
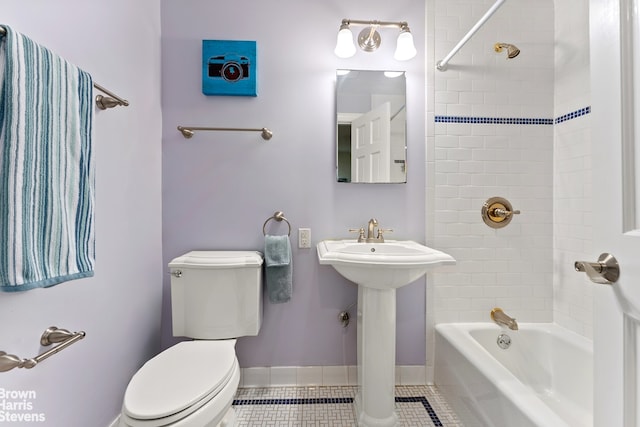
[317,239,455,427]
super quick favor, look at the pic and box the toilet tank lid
[169,251,263,268]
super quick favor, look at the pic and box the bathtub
[434,323,593,427]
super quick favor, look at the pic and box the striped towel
[0,26,95,292]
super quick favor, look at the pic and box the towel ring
[263,211,291,236]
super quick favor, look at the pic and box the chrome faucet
[491,308,518,331]
[367,218,379,242]
[365,218,393,243]
[348,218,392,243]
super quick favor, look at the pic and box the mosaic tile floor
[233,385,463,426]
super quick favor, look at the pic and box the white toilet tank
[168,251,263,339]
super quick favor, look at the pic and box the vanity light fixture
[383,71,404,78]
[334,19,417,61]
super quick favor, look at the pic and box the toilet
[118,250,263,427]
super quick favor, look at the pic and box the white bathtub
[434,323,593,427]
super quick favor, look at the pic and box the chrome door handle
[574,253,620,285]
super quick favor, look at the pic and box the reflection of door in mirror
[336,70,407,183]
[351,102,391,183]
[337,124,352,182]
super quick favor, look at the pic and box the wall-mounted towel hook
[263,211,291,236]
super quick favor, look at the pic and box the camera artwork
[202,40,257,96]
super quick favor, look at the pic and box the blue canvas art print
[202,40,257,96]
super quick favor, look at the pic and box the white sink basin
[317,239,455,289]
[317,238,455,425]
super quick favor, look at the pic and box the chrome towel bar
[0,26,129,110]
[0,326,86,372]
[177,126,273,140]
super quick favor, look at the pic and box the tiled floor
[233,385,463,426]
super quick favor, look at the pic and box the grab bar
[0,327,86,372]
[0,26,129,109]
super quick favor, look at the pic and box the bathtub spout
[491,308,518,330]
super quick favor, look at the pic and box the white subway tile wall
[553,0,593,339]
[426,0,593,379]
[431,0,555,328]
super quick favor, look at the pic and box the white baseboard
[239,365,426,388]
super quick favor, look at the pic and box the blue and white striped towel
[0,26,95,292]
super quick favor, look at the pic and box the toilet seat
[121,340,237,426]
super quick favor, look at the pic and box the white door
[591,0,640,425]
[351,102,391,183]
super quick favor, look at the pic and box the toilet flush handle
[170,270,182,278]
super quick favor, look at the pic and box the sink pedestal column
[355,285,399,427]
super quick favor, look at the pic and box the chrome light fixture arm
[335,18,416,60]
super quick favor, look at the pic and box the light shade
[384,71,404,78]
[335,25,356,58]
[394,28,417,61]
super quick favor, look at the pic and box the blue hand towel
[265,235,292,303]
[0,26,95,292]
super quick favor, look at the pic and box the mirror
[336,70,407,183]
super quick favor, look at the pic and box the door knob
[574,253,620,285]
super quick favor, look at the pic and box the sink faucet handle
[348,228,366,242]
[377,228,393,242]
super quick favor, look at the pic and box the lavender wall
[161,0,426,366]
[0,2,163,426]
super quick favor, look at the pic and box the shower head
[494,43,520,59]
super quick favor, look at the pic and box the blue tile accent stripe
[434,106,591,126]
[396,397,444,426]
[434,116,553,125]
[555,106,591,124]
[233,395,445,425]
[233,397,353,405]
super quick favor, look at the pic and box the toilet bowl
[118,251,263,427]
[119,340,239,427]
